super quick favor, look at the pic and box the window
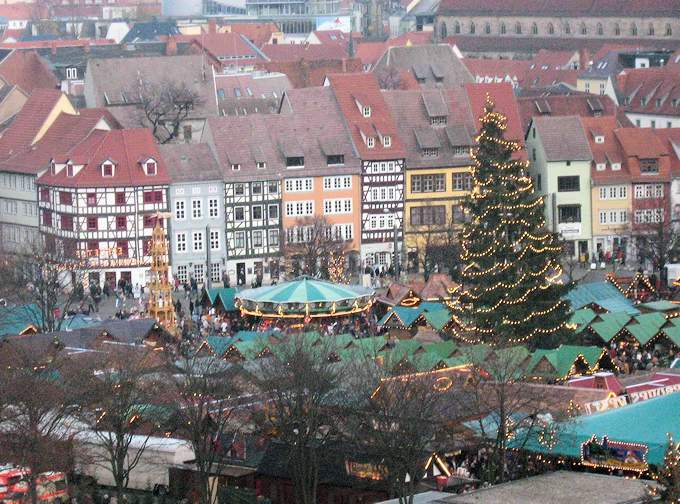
[231,164,241,171]
[367,137,375,149]
[268,181,278,194]
[234,184,244,195]
[60,214,73,230]
[666,23,672,37]
[115,192,125,205]
[580,23,587,35]
[648,23,654,36]
[286,157,305,168]
[116,215,126,230]
[193,264,204,283]
[210,263,221,283]
[547,23,554,35]
[631,23,638,36]
[285,178,313,193]
[614,23,621,36]
[531,22,538,35]
[362,106,371,118]
[210,230,220,250]
[515,22,522,34]
[39,188,50,203]
[87,216,98,230]
[66,67,77,79]
[252,230,263,247]
[323,198,352,214]
[484,22,491,34]
[557,176,580,192]
[145,161,156,176]
[597,23,603,35]
[410,206,446,226]
[500,23,506,34]
[234,231,245,248]
[537,174,542,191]
[257,161,266,169]
[558,205,581,223]
[268,204,279,219]
[252,205,263,220]
[208,198,219,218]
[327,155,344,165]
[564,22,571,34]
[176,232,187,252]
[175,200,186,219]
[59,191,72,205]
[193,231,204,252]
[640,159,659,174]
[117,241,128,258]
[176,265,188,284]
[269,229,279,247]
[323,176,351,190]
[234,207,245,221]
[383,136,391,147]
[143,214,157,228]
[102,163,114,177]
[454,21,460,34]
[252,182,262,195]
[470,22,475,34]
[411,174,445,193]
[651,120,656,129]
[422,148,439,158]
[635,208,664,224]
[452,172,472,191]
[285,201,314,217]
[143,190,163,204]
[192,199,203,218]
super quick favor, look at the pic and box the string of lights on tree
[451,95,574,348]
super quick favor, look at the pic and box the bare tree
[634,206,680,288]
[0,338,84,504]
[170,356,243,504]
[253,335,347,504]
[0,240,88,333]
[376,66,403,90]
[344,356,455,504]
[283,216,351,279]
[130,79,202,144]
[75,346,166,502]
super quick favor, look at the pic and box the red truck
[0,466,68,504]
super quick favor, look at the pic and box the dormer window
[231,163,241,171]
[327,155,344,165]
[286,157,304,168]
[144,160,157,176]
[431,116,447,126]
[640,158,659,174]
[66,164,74,177]
[367,137,375,149]
[383,136,391,148]
[102,162,114,177]
[596,163,606,171]
[256,161,266,170]
[362,106,371,118]
[595,135,604,144]
[612,162,621,171]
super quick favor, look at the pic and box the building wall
[0,87,28,127]
[168,179,227,287]
[281,174,362,252]
[625,112,680,129]
[590,183,632,255]
[436,15,680,40]
[576,76,618,105]
[0,173,39,251]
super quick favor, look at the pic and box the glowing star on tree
[453,95,573,348]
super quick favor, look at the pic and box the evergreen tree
[454,96,572,348]
[647,435,680,503]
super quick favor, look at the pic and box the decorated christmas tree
[454,96,572,348]
[648,435,680,503]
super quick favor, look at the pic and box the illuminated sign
[581,436,648,472]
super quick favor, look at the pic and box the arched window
[631,23,638,36]
[440,22,447,39]
[580,22,587,35]
[454,21,460,34]
[614,23,621,36]
[515,22,522,34]
[666,23,672,36]
[564,22,571,34]
[547,23,554,35]
[484,22,491,34]
[531,22,538,35]
[597,23,603,35]
[500,22,506,34]
[469,22,475,34]
[648,23,655,36]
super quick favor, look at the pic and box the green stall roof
[519,392,680,466]
[625,312,667,346]
[589,312,632,342]
[569,308,598,333]
[203,287,238,311]
[424,340,458,359]
[637,300,679,312]
[422,308,453,331]
[565,282,639,315]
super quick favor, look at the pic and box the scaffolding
[146,217,177,334]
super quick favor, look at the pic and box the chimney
[208,19,217,35]
[166,35,177,56]
[342,57,347,72]
[51,41,57,56]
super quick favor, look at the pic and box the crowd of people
[608,339,679,374]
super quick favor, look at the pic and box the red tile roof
[0,110,118,175]
[517,94,619,133]
[263,57,362,88]
[652,128,680,176]
[1,28,26,42]
[327,72,406,160]
[437,0,680,17]
[173,32,261,62]
[310,30,349,52]
[581,115,629,184]
[355,31,433,68]
[0,39,115,50]
[464,82,524,141]
[0,50,58,95]
[0,88,63,160]
[37,128,169,188]
[531,49,580,68]
[523,67,579,88]
[620,65,680,117]
[615,127,668,159]
[225,22,279,48]
[0,3,35,20]
[262,42,348,61]
[463,58,532,85]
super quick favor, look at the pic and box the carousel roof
[237,277,374,305]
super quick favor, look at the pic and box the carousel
[235,276,375,320]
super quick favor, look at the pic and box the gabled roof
[261,42,348,62]
[159,143,222,184]
[464,82,525,142]
[37,128,170,188]
[517,94,618,134]
[121,21,180,44]
[589,312,633,342]
[565,281,639,315]
[532,115,593,162]
[327,73,406,160]
[373,44,473,89]
[580,115,630,184]
[174,32,263,62]
[0,50,58,95]
[463,58,532,87]
[652,128,680,177]
[437,0,680,17]
[620,65,680,117]
[615,127,668,159]
[226,22,280,48]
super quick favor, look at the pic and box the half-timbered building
[36,129,170,288]
[205,117,282,286]
[326,73,407,270]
